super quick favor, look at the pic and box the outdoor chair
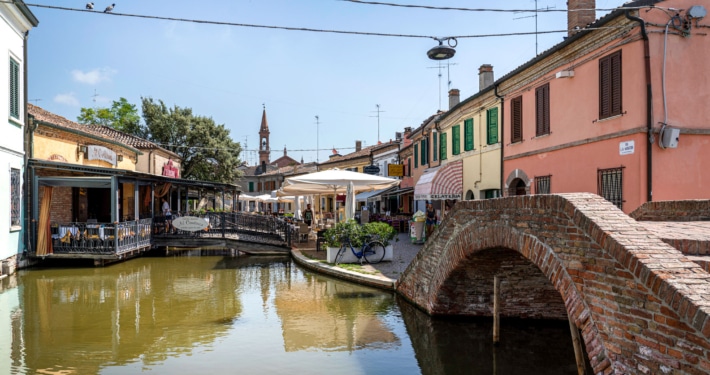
[298,223,310,243]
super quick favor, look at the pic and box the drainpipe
[494,84,505,197]
[626,9,653,202]
[22,30,31,259]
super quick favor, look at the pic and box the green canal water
[0,254,583,374]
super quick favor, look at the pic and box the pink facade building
[499,0,710,213]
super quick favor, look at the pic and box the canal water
[0,254,583,374]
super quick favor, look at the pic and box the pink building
[500,0,710,213]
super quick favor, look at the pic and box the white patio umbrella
[279,169,400,222]
[345,181,356,221]
[293,195,302,220]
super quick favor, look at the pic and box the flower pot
[327,246,359,263]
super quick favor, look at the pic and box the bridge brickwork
[396,193,710,375]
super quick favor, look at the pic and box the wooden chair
[298,223,310,243]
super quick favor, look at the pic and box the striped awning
[413,160,463,200]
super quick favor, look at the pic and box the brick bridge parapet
[396,193,710,374]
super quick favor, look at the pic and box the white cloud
[54,92,80,107]
[71,67,117,85]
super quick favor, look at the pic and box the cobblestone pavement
[293,232,424,281]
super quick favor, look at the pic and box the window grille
[597,167,624,209]
[535,83,550,136]
[11,168,21,227]
[599,51,622,119]
[511,96,523,143]
[534,175,551,194]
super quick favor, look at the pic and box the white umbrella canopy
[284,169,400,192]
[281,169,400,222]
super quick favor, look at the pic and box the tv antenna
[91,89,100,107]
[370,105,385,143]
[29,98,42,103]
[513,0,555,55]
[315,115,320,163]
[428,61,457,110]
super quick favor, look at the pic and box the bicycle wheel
[363,241,386,264]
[334,246,347,265]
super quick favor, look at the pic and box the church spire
[258,104,271,165]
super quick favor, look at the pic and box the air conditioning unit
[555,70,574,79]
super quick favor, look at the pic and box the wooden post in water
[569,318,587,375]
[493,276,500,345]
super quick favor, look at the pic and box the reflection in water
[275,275,398,352]
[0,256,583,374]
[399,299,588,374]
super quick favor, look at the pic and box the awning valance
[413,160,463,201]
[355,187,397,202]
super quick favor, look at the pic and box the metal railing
[50,218,152,255]
[152,212,295,247]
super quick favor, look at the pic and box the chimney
[283,146,287,156]
[355,140,362,152]
[448,89,460,109]
[568,0,596,37]
[479,64,494,91]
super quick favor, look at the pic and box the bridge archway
[397,193,710,374]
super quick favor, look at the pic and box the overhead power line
[14,2,634,40]
[339,0,644,13]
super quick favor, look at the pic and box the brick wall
[397,193,710,374]
[630,200,710,222]
[38,186,73,223]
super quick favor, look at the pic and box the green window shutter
[452,125,461,155]
[414,144,419,168]
[248,181,254,192]
[9,59,20,119]
[440,133,447,160]
[433,132,438,161]
[487,108,499,144]
[420,139,428,165]
[464,119,474,151]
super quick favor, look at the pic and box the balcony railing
[51,218,152,256]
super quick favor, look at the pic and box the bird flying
[86,2,94,10]
[104,3,115,12]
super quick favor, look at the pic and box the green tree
[78,97,144,136]
[141,97,242,183]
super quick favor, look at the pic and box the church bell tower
[258,105,270,166]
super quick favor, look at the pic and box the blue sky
[26,0,625,165]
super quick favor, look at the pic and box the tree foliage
[141,97,242,183]
[77,97,144,136]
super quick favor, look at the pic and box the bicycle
[335,235,386,265]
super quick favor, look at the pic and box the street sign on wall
[363,165,380,175]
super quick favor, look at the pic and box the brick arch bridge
[396,193,710,374]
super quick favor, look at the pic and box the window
[511,96,523,143]
[483,189,500,199]
[599,50,622,119]
[407,157,411,176]
[452,125,461,155]
[11,168,20,227]
[9,58,20,119]
[534,175,551,194]
[440,132,447,160]
[597,167,624,209]
[487,108,498,144]
[414,144,418,168]
[249,181,254,192]
[433,132,438,162]
[535,83,550,136]
[464,118,474,151]
[257,182,262,191]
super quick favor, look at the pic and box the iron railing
[153,212,295,247]
[51,218,152,255]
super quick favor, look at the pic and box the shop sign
[87,145,117,165]
[388,164,404,177]
[172,216,209,232]
[163,159,180,178]
[363,165,380,175]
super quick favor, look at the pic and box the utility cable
[13,2,631,41]
[339,0,647,13]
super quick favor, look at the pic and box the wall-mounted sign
[388,164,404,177]
[48,154,67,162]
[619,140,635,156]
[162,159,180,178]
[86,145,117,165]
[172,216,209,232]
[363,165,380,175]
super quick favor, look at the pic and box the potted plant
[322,220,364,263]
[363,221,397,261]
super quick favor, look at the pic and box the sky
[25,0,626,165]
